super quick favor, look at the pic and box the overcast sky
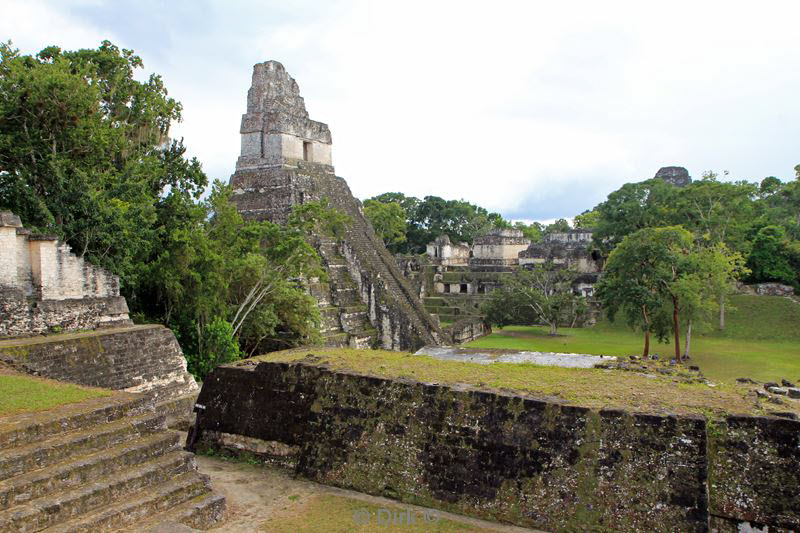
[3,1,800,221]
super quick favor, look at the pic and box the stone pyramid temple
[229,61,442,350]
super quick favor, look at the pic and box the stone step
[155,393,198,431]
[0,431,180,511]
[0,412,165,482]
[341,317,372,335]
[0,394,152,452]
[348,333,375,350]
[332,287,361,306]
[0,450,195,532]
[131,492,226,531]
[41,470,211,533]
[322,332,349,347]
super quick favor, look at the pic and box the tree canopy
[0,41,342,379]
[481,264,588,336]
[595,226,743,361]
[363,192,506,253]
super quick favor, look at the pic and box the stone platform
[0,325,199,428]
[0,392,224,531]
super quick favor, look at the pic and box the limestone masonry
[0,212,199,426]
[0,211,131,337]
[192,360,800,531]
[229,61,445,350]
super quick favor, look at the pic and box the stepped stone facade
[0,391,225,530]
[229,61,442,351]
[0,212,131,337]
[0,326,199,426]
[0,213,199,427]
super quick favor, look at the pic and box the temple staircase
[0,393,224,532]
[312,237,377,348]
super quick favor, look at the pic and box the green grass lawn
[467,295,800,385]
[0,372,111,417]
[255,347,788,417]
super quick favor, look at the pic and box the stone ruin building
[469,228,531,270]
[417,227,602,323]
[228,61,487,350]
[519,229,602,296]
[654,165,692,187]
[0,220,222,526]
[0,210,198,407]
[0,211,131,337]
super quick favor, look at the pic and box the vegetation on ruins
[363,192,506,253]
[362,198,407,247]
[0,368,110,416]
[0,41,341,379]
[481,263,588,336]
[257,347,790,417]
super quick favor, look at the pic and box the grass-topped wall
[190,349,800,531]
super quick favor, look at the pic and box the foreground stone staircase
[0,393,224,532]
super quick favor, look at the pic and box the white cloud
[5,0,800,219]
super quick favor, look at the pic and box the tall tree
[673,173,757,328]
[363,199,407,251]
[597,226,742,362]
[591,179,678,253]
[0,40,193,288]
[481,264,588,336]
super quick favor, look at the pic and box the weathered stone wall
[442,317,490,343]
[0,325,197,402]
[193,361,800,531]
[708,415,800,530]
[194,361,713,531]
[0,211,131,337]
[0,288,130,337]
[736,282,795,297]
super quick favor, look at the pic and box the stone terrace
[0,391,224,532]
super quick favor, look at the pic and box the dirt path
[193,454,543,532]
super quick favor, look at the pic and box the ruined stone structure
[0,212,131,337]
[469,228,530,270]
[192,359,800,532]
[424,234,470,267]
[419,227,601,322]
[229,61,442,350]
[0,391,225,530]
[0,212,199,426]
[0,325,199,426]
[654,165,692,187]
[519,229,602,296]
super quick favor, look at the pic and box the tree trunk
[643,330,650,358]
[684,321,692,358]
[672,296,681,363]
[719,298,725,330]
[549,322,557,336]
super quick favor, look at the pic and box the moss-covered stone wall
[193,360,731,532]
[0,325,197,402]
[708,415,800,530]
